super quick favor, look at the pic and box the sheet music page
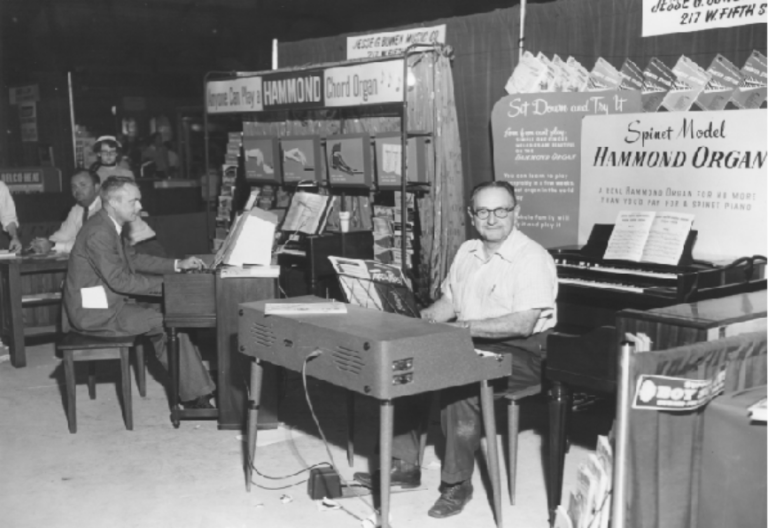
[603,211,656,261]
[640,212,694,265]
[225,208,277,266]
[281,192,330,235]
[327,256,384,310]
[364,260,418,316]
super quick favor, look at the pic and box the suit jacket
[63,208,175,336]
[48,196,102,254]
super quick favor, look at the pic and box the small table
[0,255,69,368]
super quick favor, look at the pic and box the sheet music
[327,256,384,310]
[640,212,694,265]
[281,192,330,235]
[222,207,278,267]
[327,256,418,316]
[603,211,655,262]
[603,211,694,265]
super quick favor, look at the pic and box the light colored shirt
[49,197,102,253]
[108,213,122,235]
[0,181,19,231]
[442,229,558,334]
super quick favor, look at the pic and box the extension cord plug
[307,467,342,499]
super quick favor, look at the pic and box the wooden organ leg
[547,381,571,526]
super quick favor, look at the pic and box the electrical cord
[244,351,377,522]
[243,369,332,491]
[301,350,377,520]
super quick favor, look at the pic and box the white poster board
[347,25,446,59]
[579,109,767,262]
[324,60,404,107]
[642,0,766,37]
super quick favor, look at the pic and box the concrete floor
[0,343,612,528]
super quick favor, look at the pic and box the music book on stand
[214,207,278,268]
[281,191,335,236]
[603,210,694,265]
[328,256,418,317]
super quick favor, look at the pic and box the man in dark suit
[63,176,215,408]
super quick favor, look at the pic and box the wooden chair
[415,383,543,505]
[57,333,146,433]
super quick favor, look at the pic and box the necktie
[81,205,89,227]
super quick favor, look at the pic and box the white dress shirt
[0,181,19,232]
[49,196,102,253]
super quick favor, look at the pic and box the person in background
[355,181,558,519]
[90,135,134,183]
[62,176,215,408]
[165,141,179,177]
[141,133,170,177]
[0,180,22,253]
[91,135,156,246]
[30,169,101,255]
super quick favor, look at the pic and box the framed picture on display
[280,135,322,184]
[324,133,372,188]
[374,133,429,188]
[243,136,281,183]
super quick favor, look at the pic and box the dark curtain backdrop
[280,0,765,227]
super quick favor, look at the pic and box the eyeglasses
[472,207,515,220]
[100,149,117,155]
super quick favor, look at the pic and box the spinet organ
[543,224,766,524]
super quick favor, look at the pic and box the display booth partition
[614,331,767,528]
[204,48,465,301]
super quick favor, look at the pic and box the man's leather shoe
[427,481,473,518]
[182,394,215,409]
[353,458,421,489]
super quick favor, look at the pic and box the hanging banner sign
[324,59,404,107]
[19,102,38,143]
[8,84,39,105]
[206,77,263,114]
[491,91,641,249]
[0,167,62,193]
[580,109,767,261]
[632,370,725,411]
[261,70,324,110]
[347,25,447,59]
[642,0,767,37]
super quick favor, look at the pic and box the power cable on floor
[301,350,377,520]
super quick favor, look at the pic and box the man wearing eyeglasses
[91,136,134,183]
[355,180,558,519]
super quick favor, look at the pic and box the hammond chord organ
[237,296,512,399]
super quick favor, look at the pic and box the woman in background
[90,135,156,245]
[90,135,134,183]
